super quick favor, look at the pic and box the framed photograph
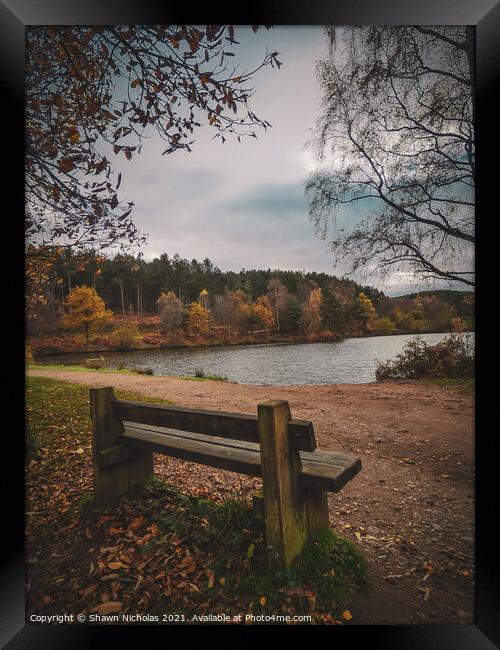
[3,0,498,646]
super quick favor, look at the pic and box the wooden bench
[90,387,361,568]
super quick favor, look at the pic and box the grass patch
[180,368,229,382]
[28,363,155,377]
[421,376,475,395]
[28,363,137,374]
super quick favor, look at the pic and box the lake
[36,332,474,386]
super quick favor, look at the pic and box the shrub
[111,323,140,350]
[192,368,228,381]
[376,334,474,381]
[134,367,154,375]
[372,317,396,335]
[142,333,163,346]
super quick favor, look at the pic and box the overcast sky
[110,26,463,297]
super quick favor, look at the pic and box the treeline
[28,249,474,338]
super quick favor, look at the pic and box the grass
[180,374,229,382]
[135,476,367,618]
[28,363,154,376]
[26,376,367,623]
[421,377,475,395]
[182,368,229,382]
[28,363,137,374]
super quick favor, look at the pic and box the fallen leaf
[259,596,266,606]
[108,561,128,570]
[128,516,146,532]
[93,601,122,614]
[341,610,352,621]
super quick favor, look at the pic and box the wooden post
[252,488,265,520]
[90,387,153,505]
[304,487,330,536]
[258,400,309,569]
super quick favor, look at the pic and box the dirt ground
[29,368,475,625]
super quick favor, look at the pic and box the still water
[36,332,473,386]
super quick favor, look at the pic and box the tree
[187,302,210,336]
[302,287,323,335]
[282,295,303,333]
[62,285,113,343]
[321,285,344,334]
[252,296,275,331]
[372,317,397,335]
[306,26,474,287]
[157,291,183,334]
[355,292,377,332]
[26,26,281,252]
[199,289,209,310]
[267,276,288,332]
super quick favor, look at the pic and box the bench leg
[90,387,153,505]
[304,488,330,536]
[252,488,265,520]
[258,400,309,569]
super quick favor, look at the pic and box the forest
[27,248,475,356]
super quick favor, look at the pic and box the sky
[109,26,468,297]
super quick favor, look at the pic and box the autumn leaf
[57,158,75,173]
[108,561,128,570]
[341,610,352,621]
[259,596,266,606]
[93,601,123,614]
[128,516,146,532]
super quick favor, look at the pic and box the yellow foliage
[252,296,275,330]
[62,285,113,343]
[188,302,210,336]
[303,287,323,335]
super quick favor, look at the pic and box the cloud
[221,182,308,217]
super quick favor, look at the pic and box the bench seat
[119,421,361,493]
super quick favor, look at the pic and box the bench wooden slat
[123,421,356,470]
[114,399,317,451]
[123,425,261,477]
[122,423,361,493]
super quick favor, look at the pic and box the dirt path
[29,368,474,624]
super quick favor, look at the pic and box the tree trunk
[119,281,125,318]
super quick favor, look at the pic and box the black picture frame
[4,1,499,647]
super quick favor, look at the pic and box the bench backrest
[112,398,317,451]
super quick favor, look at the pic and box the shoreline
[29,328,473,359]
